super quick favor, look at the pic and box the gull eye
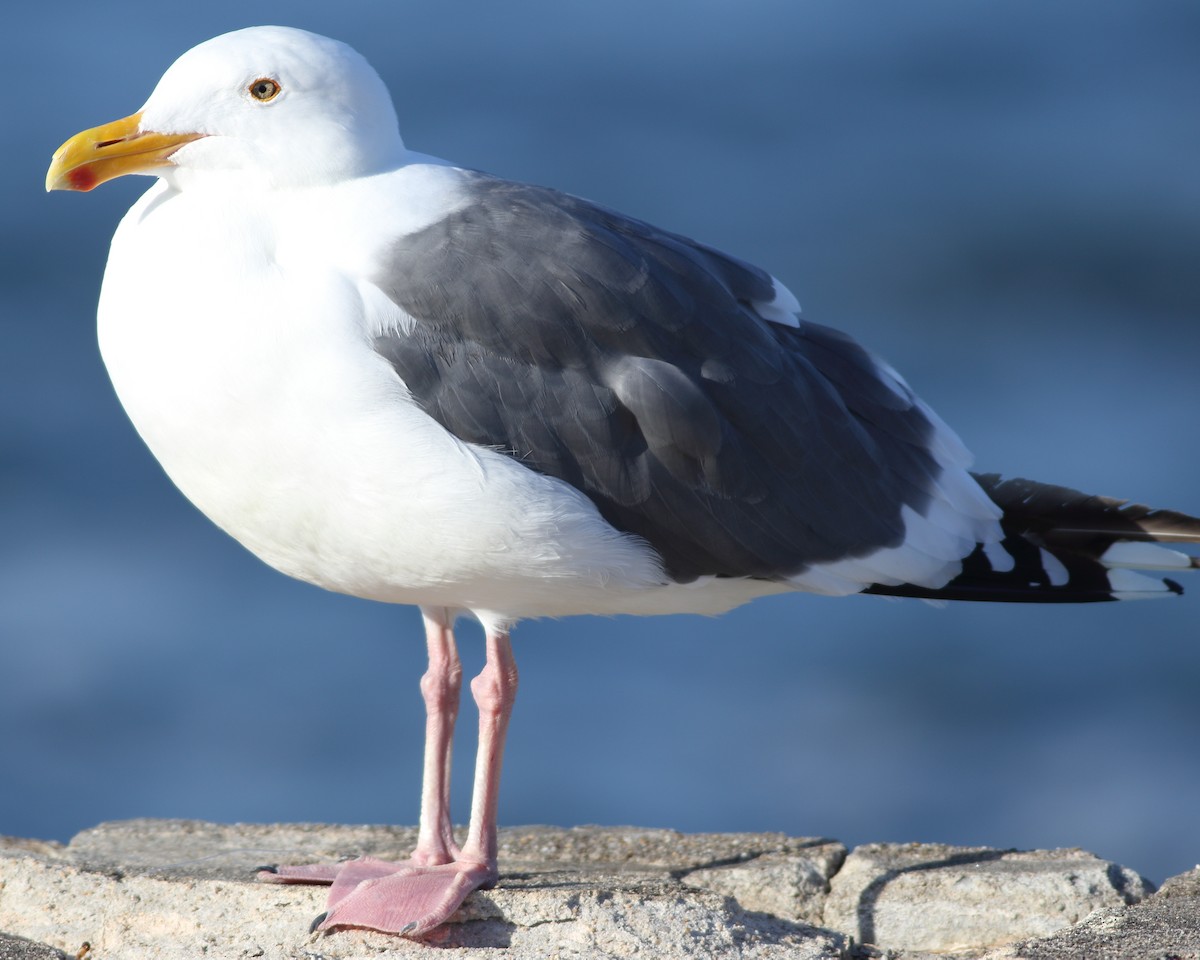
[248,78,281,102]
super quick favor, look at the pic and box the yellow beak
[46,112,203,192]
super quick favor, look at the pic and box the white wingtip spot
[1101,541,1194,570]
[1107,568,1173,599]
[983,540,1015,573]
[1039,548,1070,587]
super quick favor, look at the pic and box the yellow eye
[248,78,281,102]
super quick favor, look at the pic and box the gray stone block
[823,841,1154,955]
[983,866,1200,960]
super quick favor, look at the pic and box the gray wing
[373,173,942,582]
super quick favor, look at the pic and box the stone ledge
[0,821,1196,959]
[824,841,1153,955]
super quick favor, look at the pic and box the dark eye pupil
[251,79,279,100]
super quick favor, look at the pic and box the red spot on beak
[66,166,99,192]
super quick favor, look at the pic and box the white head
[48,26,407,193]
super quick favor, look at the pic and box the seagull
[46,25,1199,939]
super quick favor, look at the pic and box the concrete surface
[1,821,1196,958]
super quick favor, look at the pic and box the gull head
[47,26,406,193]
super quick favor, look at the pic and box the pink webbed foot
[319,859,496,936]
[258,857,495,937]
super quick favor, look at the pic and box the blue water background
[3,1,1199,884]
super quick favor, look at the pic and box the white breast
[97,171,670,621]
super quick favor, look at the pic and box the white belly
[96,179,689,621]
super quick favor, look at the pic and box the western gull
[46,25,1200,939]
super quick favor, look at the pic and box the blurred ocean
[3,1,1199,884]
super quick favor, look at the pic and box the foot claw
[308,912,328,934]
[399,922,418,936]
[253,864,278,874]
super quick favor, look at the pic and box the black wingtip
[309,912,328,934]
[1165,578,1184,596]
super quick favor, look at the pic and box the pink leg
[259,616,519,940]
[412,607,462,867]
[456,628,518,875]
[260,607,462,891]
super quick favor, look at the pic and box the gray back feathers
[374,174,943,581]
